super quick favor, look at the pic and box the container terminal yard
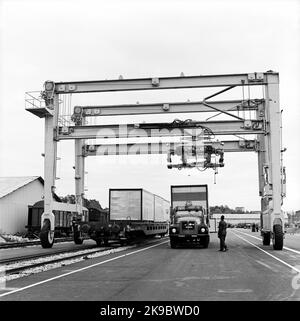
[0,71,299,303]
[0,1,300,310]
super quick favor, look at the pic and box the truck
[83,189,170,246]
[169,185,211,248]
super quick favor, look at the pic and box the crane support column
[257,134,271,245]
[75,138,85,215]
[40,94,59,248]
[261,73,284,250]
[73,138,85,244]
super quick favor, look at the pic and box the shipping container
[154,194,170,222]
[171,185,208,212]
[109,189,170,222]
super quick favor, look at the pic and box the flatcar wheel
[96,239,102,247]
[40,220,54,248]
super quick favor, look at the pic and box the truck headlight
[201,228,206,233]
[171,228,177,233]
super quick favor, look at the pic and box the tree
[60,194,76,204]
[83,198,102,211]
[210,205,248,214]
[60,195,103,211]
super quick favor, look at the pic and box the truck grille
[181,221,196,231]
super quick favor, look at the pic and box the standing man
[218,215,228,252]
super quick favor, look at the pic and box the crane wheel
[40,220,54,248]
[262,231,271,245]
[273,224,283,250]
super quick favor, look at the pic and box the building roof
[0,176,44,199]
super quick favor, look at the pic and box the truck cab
[169,185,210,248]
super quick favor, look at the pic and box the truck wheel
[74,227,84,245]
[202,236,210,248]
[273,224,283,250]
[40,220,54,248]
[112,224,120,234]
[262,231,271,245]
[170,238,177,249]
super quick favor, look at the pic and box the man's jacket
[218,220,227,238]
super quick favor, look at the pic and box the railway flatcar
[81,189,170,246]
[88,205,109,224]
[26,200,89,239]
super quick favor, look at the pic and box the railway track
[2,247,111,275]
[1,237,166,276]
[0,237,76,249]
[0,243,99,265]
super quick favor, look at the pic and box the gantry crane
[26,71,286,249]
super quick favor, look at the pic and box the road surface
[1,229,299,301]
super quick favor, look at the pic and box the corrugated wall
[110,190,142,220]
[0,180,44,234]
[154,195,170,222]
[142,190,155,221]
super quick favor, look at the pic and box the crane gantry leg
[40,94,58,248]
[260,73,284,250]
[73,138,85,244]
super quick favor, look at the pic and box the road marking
[255,260,278,272]
[218,289,253,293]
[0,287,20,291]
[232,229,300,255]
[231,231,300,274]
[0,240,169,298]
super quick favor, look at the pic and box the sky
[0,0,299,211]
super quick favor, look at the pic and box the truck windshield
[175,210,205,224]
[177,216,202,224]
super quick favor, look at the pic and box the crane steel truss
[26,71,285,249]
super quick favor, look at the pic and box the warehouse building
[211,213,260,226]
[211,213,288,226]
[0,176,44,234]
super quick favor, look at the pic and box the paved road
[233,228,300,252]
[1,231,300,301]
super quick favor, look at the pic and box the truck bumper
[170,234,208,242]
